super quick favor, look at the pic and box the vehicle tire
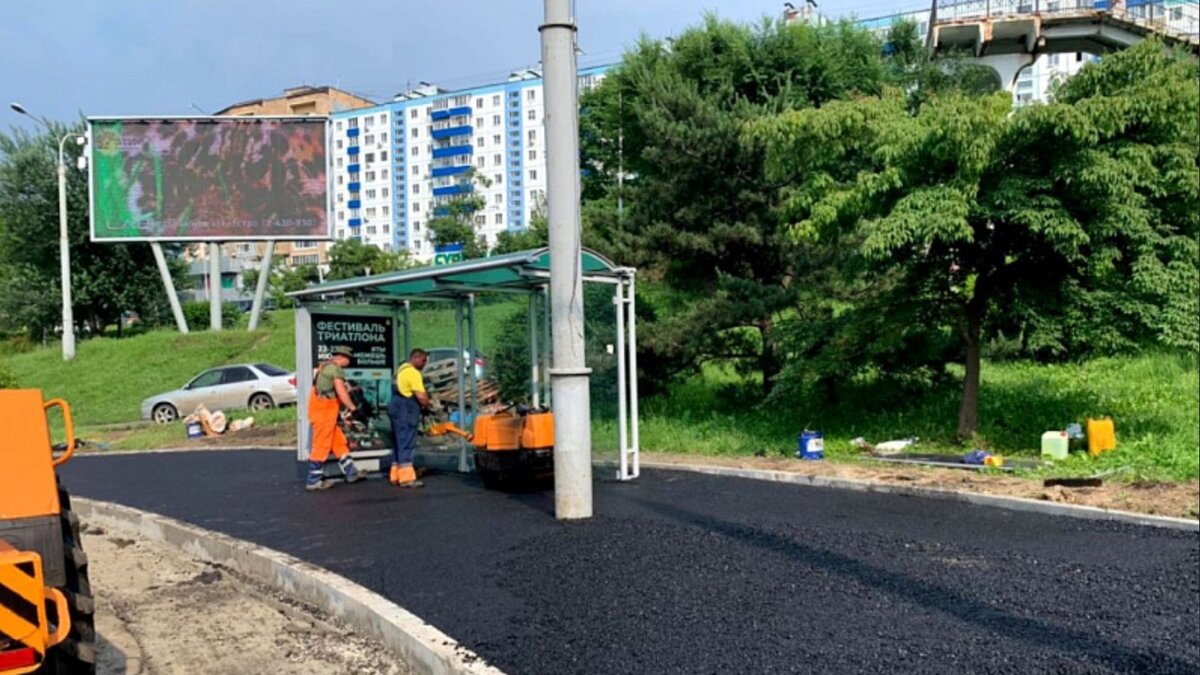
[41,484,97,675]
[249,393,275,411]
[151,403,178,425]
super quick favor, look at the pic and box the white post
[529,292,541,407]
[542,286,552,407]
[614,280,628,480]
[248,240,275,330]
[627,273,640,479]
[468,293,479,422]
[56,157,75,361]
[454,299,469,472]
[151,242,189,334]
[402,300,412,356]
[542,0,592,519]
[208,242,222,330]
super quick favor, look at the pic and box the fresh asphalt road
[61,450,1198,674]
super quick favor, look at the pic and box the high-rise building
[330,66,611,259]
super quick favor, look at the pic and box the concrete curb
[637,461,1199,532]
[74,498,505,675]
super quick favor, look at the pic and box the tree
[579,16,887,395]
[751,40,1199,437]
[426,169,489,259]
[243,259,321,309]
[326,238,414,280]
[0,122,180,338]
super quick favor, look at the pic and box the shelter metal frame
[289,247,640,481]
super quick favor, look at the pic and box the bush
[0,362,17,389]
[182,301,242,331]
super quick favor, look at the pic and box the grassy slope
[593,351,1200,482]
[3,302,519,427]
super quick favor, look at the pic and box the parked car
[141,363,297,424]
[424,348,487,381]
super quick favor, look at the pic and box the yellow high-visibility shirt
[395,363,425,398]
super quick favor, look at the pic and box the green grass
[593,351,1200,482]
[1,302,521,428]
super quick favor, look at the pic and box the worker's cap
[331,345,354,358]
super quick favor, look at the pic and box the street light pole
[11,102,84,361]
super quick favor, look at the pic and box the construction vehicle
[470,406,555,489]
[1,390,94,675]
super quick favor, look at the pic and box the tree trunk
[758,317,780,398]
[956,311,982,439]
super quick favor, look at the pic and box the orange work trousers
[308,389,349,463]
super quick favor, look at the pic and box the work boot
[396,465,424,489]
[389,465,401,485]
[339,455,366,484]
[306,461,332,491]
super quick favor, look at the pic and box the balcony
[348,199,361,209]
[431,106,472,121]
[347,146,360,156]
[432,184,472,197]
[431,125,472,140]
[348,218,363,227]
[432,145,473,159]
[347,128,360,138]
[348,163,360,173]
[348,182,361,192]
[431,165,471,178]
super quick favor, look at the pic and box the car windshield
[255,363,289,376]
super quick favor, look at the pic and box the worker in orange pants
[306,345,366,491]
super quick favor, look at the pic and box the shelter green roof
[289,247,628,303]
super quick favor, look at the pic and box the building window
[414,202,420,212]
[338,211,345,221]
[366,171,376,181]
[410,109,418,119]
[337,140,344,150]
[493,134,501,145]
[527,110,536,121]
[528,129,537,143]
[477,156,486,167]
[494,194,502,204]
[364,134,374,145]
[492,114,501,125]
[476,118,484,128]
[348,118,358,129]
[412,165,419,175]
[382,169,389,179]
[529,149,537,161]
[383,224,390,233]
[493,154,501,165]
[382,187,389,197]
[411,146,419,156]
[494,173,502,184]
[529,169,538,180]
[336,121,343,131]
[527,89,536,101]
[413,221,421,232]
[365,116,374,128]
[413,184,420,194]
[367,225,377,234]
[365,152,375,163]
[492,95,501,106]
[337,176,343,185]
[494,213,502,224]
[476,136,484,147]
[383,206,390,215]
[337,194,344,203]
[366,189,377,199]
[381,132,388,143]
[381,151,388,161]
[411,127,419,138]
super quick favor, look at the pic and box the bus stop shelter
[288,247,641,481]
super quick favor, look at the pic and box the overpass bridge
[929,0,1200,88]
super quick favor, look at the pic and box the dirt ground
[644,453,1200,520]
[85,524,412,675]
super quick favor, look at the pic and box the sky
[1,0,918,131]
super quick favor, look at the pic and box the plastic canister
[186,421,204,440]
[797,431,824,460]
[1041,431,1069,460]
[1086,418,1116,457]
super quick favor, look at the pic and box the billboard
[88,116,331,242]
[310,313,395,370]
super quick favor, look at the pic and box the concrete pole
[208,242,222,330]
[56,157,75,360]
[151,243,189,334]
[529,292,540,407]
[541,0,593,519]
[248,240,275,331]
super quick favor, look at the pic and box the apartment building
[330,65,610,259]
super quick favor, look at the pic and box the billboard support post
[248,240,275,331]
[150,242,188,334]
[208,242,222,330]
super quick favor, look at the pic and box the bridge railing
[932,0,1199,41]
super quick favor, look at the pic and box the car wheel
[152,403,178,425]
[249,393,275,411]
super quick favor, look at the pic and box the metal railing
[932,0,1199,41]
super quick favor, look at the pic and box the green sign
[434,244,465,266]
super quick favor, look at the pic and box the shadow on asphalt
[636,497,1197,675]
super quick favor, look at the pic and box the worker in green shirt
[306,345,366,491]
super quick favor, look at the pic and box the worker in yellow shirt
[387,348,430,487]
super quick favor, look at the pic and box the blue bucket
[797,430,824,460]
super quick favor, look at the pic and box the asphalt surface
[61,450,1199,674]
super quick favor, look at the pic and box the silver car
[140,363,298,424]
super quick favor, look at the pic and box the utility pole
[541,0,593,520]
